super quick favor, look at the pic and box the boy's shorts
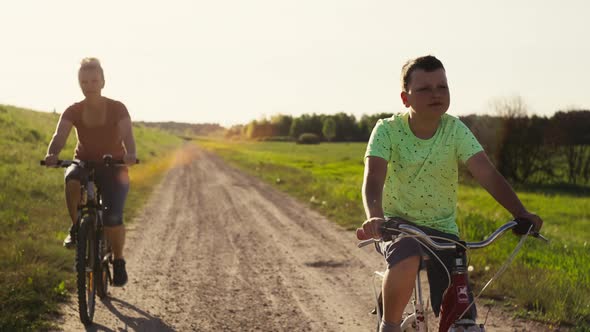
[376,219,477,318]
[64,164,129,227]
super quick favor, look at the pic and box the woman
[44,57,137,287]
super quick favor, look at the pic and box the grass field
[0,105,183,331]
[197,138,590,329]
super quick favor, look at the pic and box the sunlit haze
[1,0,589,127]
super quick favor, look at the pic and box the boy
[359,55,543,332]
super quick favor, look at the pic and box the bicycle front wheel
[76,215,97,326]
[97,235,111,299]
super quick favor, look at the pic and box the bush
[256,136,295,142]
[297,133,320,144]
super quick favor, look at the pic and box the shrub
[297,133,320,144]
[256,136,295,142]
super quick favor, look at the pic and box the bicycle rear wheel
[76,215,97,326]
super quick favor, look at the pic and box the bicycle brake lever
[532,232,549,243]
[357,238,379,248]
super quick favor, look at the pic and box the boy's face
[400,68,450,118]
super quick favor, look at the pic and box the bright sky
[1,1,589,127]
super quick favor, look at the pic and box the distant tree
[492,96,551,183]
[322,117,336,141]
[225,125,244,139]
[491,95,528,118]
[270,114,293,137]
[246,119,275,139]
[331,112,357,141]
[358,113,393,141]
[137,121,224,137]
[290,114,323,139]
[290,118,304,138]
[549,110,590,184]
[460,114,502,160]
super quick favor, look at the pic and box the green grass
[197,138,590,328]
[0,104,183,331]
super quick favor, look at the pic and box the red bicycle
[358,219,546,332]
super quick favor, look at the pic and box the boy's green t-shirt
[365,112,483,235]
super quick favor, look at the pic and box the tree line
[137,121,224,138]
[225,107,590,186]
[464,110,590,185]
[225,112,393,143]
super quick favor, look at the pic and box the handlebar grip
[513,218,534,235]
[40,160,64,166]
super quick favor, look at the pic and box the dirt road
[54,145,557,331]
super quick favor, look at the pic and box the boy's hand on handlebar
[357,217,386,240]
[513,211,543,235]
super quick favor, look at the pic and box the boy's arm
[466,151,543,232]
[361,156,388,239]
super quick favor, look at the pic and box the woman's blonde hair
[79,57,104,80]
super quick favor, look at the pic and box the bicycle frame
[80,165,112,299]
[72,161,111,326]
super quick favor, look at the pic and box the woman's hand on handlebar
[356,217,386,240]
[123,153,137,166]
[44,154,59,167]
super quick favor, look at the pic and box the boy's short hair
[400,55,445,92]
[79,57,104,80]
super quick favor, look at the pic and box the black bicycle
[41,155,138,326]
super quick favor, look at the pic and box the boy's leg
[382,255,420,324]
[377,237,422,329]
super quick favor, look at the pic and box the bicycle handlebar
[40,158,140,168]
[357,220,547,249]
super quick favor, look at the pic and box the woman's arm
[118,117,137,165]
[45,117,73,165]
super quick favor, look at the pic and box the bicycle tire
[76,215,97,326]
[97,236,111,299]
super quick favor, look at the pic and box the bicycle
[357,219,547,332]
[41,155,138,326]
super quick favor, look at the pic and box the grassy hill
[0,104,183,331]
[197,138,590,329]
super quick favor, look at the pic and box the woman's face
[78,68,104,98]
